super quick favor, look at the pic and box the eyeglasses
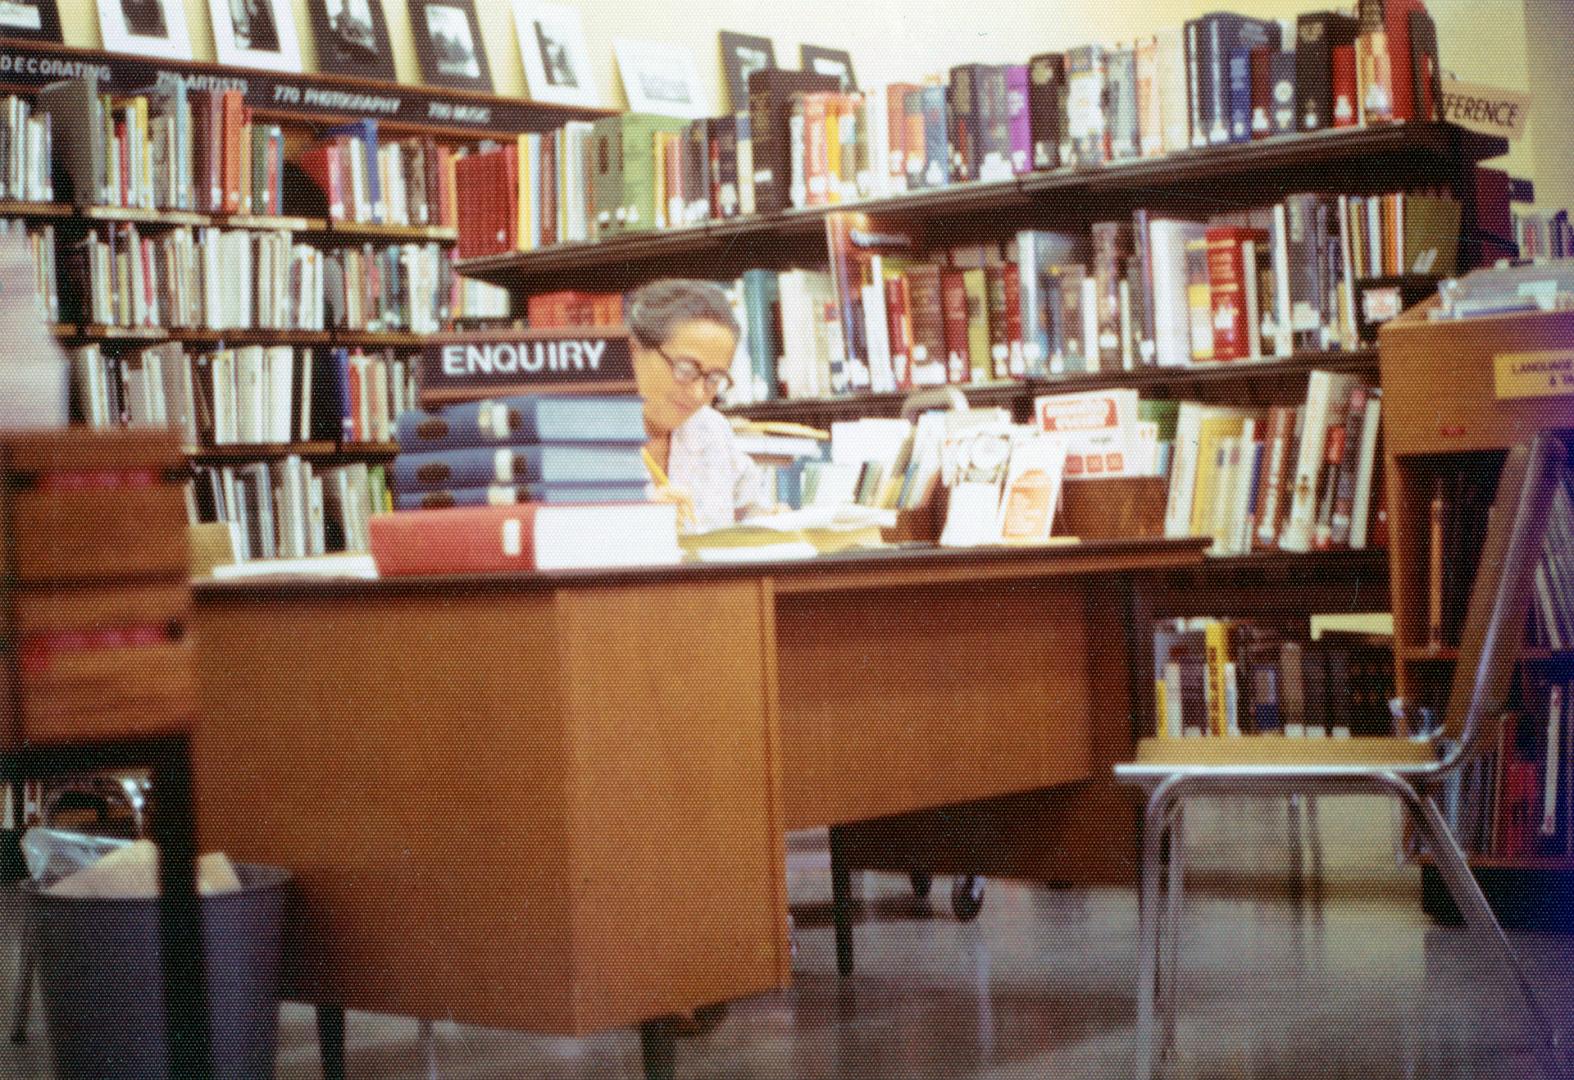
[655,345,733,396]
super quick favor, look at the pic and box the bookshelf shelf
[80,206,211,227]
[176,329,335,345]
[186,441,399,462]
[0,199,71,217]
[324,222,460,243]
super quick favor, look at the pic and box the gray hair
[626,279,739,347]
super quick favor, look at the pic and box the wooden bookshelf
[1380,301,1574,927]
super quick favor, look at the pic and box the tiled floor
[3,838,1571,1079]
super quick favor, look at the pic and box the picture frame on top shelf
[0,0,62,42]
[411,0,492,92]
[308,0,396,82]
[512,0,598,107]
[208,0,302,72]
[719,30,776,111]
[614,38,710,119]
[800,43,856,91]
[96,0,190,58]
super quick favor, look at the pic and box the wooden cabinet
[1380,301,1574,927]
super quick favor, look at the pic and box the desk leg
[640,1019,675,1080]
[147,738,213,1080]
[316,1004,347,1080]
[828,825,855,978]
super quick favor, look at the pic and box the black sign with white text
[0,42,604,133]
[418,330,638,405]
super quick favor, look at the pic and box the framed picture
[411,0,491,92]
[308,0,396,81]
[96,0,190,58]
[719,31,775,112]
[800,43,856,91]
[0,0,62,42]
[614,39,709,119]
[512,0,597,107]
[209,0,301,72]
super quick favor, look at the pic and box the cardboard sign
[1440,77,1530,140]
[1494,349,1574,400]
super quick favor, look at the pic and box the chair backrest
[1444,432,1568,759]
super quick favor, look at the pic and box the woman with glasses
[630,279,775,531]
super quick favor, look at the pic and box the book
[1027,54,1068,170]
[1280,369,1367,552]
[747,68,841,214]
[1065,45,1107,166]
[369,502,683,574]
[36,78,106,207]
[392,481,652,510]
[1188,14,1281,147]
[1357,0,1428,122]
[391,444,649,491]
[1296,12,1360,133]
[1205,226,1268,360]
[393,395,646,451]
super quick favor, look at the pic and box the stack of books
[372,393,683,573]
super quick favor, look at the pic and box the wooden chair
[1116,432,1570,1080]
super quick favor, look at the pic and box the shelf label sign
[418,330,637,404]
[1494,349,1574,400]
[1441,77,1530,140]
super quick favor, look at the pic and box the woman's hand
[650,483,697,530]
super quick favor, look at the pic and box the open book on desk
[680,505,898,561]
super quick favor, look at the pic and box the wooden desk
[190,539,1205,1044]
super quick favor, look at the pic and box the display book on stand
[365,328,685,575]
[1379,259,1574,928]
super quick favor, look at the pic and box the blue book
[394,395,646,451]
[1188,14,1280,148]
[1227,48,1254,144]
[393,481,651,510]
[919,86,949,190]
[392,444,649,491]
[740,269,780,401]
[324,118,381,222]
[1016,230,1087,378]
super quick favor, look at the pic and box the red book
[1332,44,1358,127]
[1000,260,1023,378]
[221,90,246,214]
[454,145,519,259]
[801,92,832,207]
[368,503,681,575]
[1358,0,1426,122]
[940,267,971,383]
[297,142,344,221]
[1204,226,1266,361]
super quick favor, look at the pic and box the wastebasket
[25,864,291,1080]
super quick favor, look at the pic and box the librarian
[630,279,775,530]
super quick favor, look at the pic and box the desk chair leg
[8,930,32,1042]
[316,1004,347,1080]
[640,1019,676,1080]
[1306,796,1324,903]
[1158,806,1186,1059]
[1391,780,1567,1079]
[829,825,855,977]
[1136,779,1185,1080]
[419,1018,438,1079]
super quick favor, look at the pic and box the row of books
[388,394,650,510]
[702,189,1453,405]
[1,219,58,324]
[1513,207,1574,261]
[0,95,54,203]
[59,224,464,333]
[70,342,418,449]
[296,118,460,228]
[1153,617,1396,738]
[190,457,387,561]
[454,2,1441,253]
[1451,674,1574,860]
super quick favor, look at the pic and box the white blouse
[661,406,773,532]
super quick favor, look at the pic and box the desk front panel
[193,576,788,1035]
[776,577,1092,831]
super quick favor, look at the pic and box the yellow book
[1204,620,1231,737]
[1188,414,1250,536]
[515,133,534,251]
[1154,678,1171,738]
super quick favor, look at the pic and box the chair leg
[8,934,32,1043]
[1306,796,1324,903]
[1394,781,1567,1079]
[1158,805,1186,1059]
[419,1018,438,1080]
[1137,779,1187,1080]
[317,1004,347,1080]
[828,825,855,978]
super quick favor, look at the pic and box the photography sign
[418,329,637,405]
[0,42,598,132]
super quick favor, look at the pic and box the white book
[1271,203,1293,357]
[1348,392,1383,548]
[1164,401,1256,539]
[1544,685,1563,836]
[1280,369,1363,552]
[1149,219,1206,366]
[266,345,296,444]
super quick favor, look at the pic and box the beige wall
[52,0,1554,203]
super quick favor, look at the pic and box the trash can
[25,864,291,1080]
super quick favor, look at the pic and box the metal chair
[1116,432,1571,1080]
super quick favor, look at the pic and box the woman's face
[633,318,738,436]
